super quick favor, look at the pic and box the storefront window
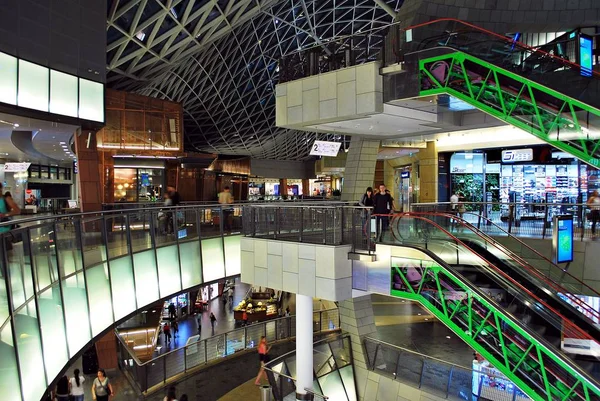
[49,167,58,179]
[114,168,137,202]
[138,168,163,201]
[40,166,48,179]
[59,168,69,181]
[29,165,40,179]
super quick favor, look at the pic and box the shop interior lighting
[112,155,178,159]
[98,144,180,151]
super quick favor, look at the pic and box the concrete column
[419,141,438,202]
[339,295,378,401]
[296,294,314,400]
[341,137,380,202]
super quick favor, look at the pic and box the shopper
[0,183,21,249]
[210,312,217,335]
[172,321,179,338]
[164,386,177,401]
[54,375,70,401]
[218,186,234,234]
[242,310,248,326]
[70,369,86,401]
[168,302,177,319]
[228,287,234,304]
[359,187,374,207]
[373,184,394,241]
[588,190,600,237]
[163,322,172,344]
[196,313,202,334]
[91,369,114,401]
[254,336,272,385]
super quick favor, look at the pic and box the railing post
[300,207,304,242]
[163,351,167,385]
[419,360,426,388]
[508,202,513,234]
[274,207,279,239]
[446,366,454,397]
[322,208,327,244]
[542,203,549,239]
[184,344,187,372]
[477,203,482,230]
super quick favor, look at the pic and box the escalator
[394,18,600,166]
[384,213,600,401]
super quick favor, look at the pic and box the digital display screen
[580,35,593,77]
[140,173,150,186]
[553,215,574,264]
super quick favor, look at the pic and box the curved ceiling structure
[107,0,402,160]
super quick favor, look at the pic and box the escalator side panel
[389,250,600,401]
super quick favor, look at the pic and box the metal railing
[117,309,340,393]
[264,333,355,401]
[411,201,595,240]
[364,337,530,401]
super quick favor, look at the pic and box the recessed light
[13,123,19,127]
[59,142,66,145]
[446,336,451,339]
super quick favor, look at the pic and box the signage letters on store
[501,148,533,162]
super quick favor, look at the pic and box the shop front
[112,159,166,202]
[233,288,279,323]
[441,146,592,221]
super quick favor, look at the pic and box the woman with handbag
[92,369,114,401]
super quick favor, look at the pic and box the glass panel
[224,235,241,276]
[85,263,113,336]
[339,365,357,401]
[0,321,21,401]
[285,354,297,379]
[49,167,58,180]
[50,70,78,117]
[113,168,137,202]
[14,302,46,401]
[179,208,199,241]
[129,211,153,253]
[185,339,206,369]
[18,59,49,112]
[8,240,33,312]
[81,218,107,268]
[179,241,202,289]
[0,51,17,105]
[165,348,185,379]
[206,334,225,360]
[38,284,68,382]
[79,78,104,122]
[201,238,225,282]
[109,256,136,321]
[106,218,129,260]
[155,209,177,247]
[62,272,91,356]
[133,249,159,308]
[225,328,245,355]
[318,371,347,401]
[156,245,181,297]
[314,343,335,378]
[40,166,48,179]
[56,219,82,278]
[330,337,351,368]
[245,323,264,349]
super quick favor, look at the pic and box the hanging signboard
[552,215,574,264]
[310,141,342,157]
[3,162,30,172]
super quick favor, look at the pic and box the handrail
[386,212,598,345]
[117,308,340,367]
[399,17,600,79]
[402,210,600,323]
[462,210,600,299]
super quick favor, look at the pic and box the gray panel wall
[251,158,315,179]
[0,0,106,83]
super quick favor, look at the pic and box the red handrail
[463,211,600,300]
[400,17,600,79]
[411,211,600,323]
[384,212,598,342]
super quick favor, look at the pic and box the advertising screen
[580,35,593,77]
[553,215,574,264]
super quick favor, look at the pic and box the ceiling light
[59,142,66,145]
[13,123,19,128]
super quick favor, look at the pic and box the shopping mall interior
[2,1,600,401]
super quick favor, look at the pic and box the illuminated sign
[580,35,593,77]
[553,215,574,264]
[400,171,410,179]
[310,141,342,157]
[501,148,533,162]
[3,162,31,172]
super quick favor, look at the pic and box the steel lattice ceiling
[107,0,401,160]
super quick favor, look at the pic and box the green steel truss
[418,52,600,167]
[391,257,600,401]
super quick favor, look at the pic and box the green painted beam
[390,257,600,401]
[417,51,600,167]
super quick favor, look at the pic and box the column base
[295,392,315,400]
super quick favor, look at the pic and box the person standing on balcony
[218,186,234,234]
[373,184,394,241]
[588,190,600,237]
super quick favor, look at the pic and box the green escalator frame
[418,51,600,167]
[390,257,600,401]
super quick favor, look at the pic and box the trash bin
[260,385,272,401]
